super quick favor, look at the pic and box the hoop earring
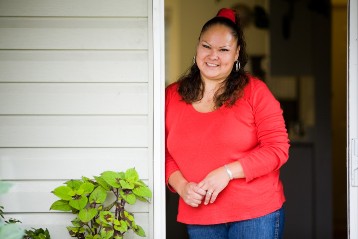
[193,56,196,64]
[235,61,240,72]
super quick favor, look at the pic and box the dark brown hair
[177,11,249,108]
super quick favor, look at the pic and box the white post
[348,0,358,238]
[152,0,166,238]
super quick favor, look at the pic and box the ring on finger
[207,191,213,195]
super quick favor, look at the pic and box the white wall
[0,1,156,238]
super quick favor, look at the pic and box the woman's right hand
[179,182,206,207]
[168,171,206,207]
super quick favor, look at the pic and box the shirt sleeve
[238,79,290,182]
[165,84,180,190]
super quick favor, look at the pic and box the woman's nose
[208,50,218,59]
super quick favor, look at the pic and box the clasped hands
[179,167,231,207]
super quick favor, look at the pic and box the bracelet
[224,165,233,180]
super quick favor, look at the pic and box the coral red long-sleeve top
[165,76,290,225]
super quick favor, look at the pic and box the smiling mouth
[206,62,219,67]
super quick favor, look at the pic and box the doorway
[164,0,344,238]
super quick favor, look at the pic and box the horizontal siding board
[0,180,150,212]
[0,148,149,180]
[0,50,148,83]
[0,0,148,17]
[0,116,148,147]
[3,213,149,239]
[0,83,148,114]
[0,18,148,50]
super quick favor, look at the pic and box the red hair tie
[216,8,236,24]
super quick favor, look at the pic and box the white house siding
[0,1,157,238]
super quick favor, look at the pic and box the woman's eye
[220,48,229,52]
[202,44,210,49]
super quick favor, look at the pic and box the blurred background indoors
[164,0,347,238]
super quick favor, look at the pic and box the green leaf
[69,196,88,210]
[81,176,92,183]
[50,200,72,211]
[91,235,101,239]
[120,191,136,205]
[133,186,152,198]
[67,226,85,235]
[76,188,84,195]
[6,218,21,224]
[79,182,95,195]
[66,180,83,190]
[98,211,114,224]
[119,180,134,190]
[0,223,24,239]
[134,225,146,237]
[134,180,146,187]
[101,171,122,188]
[52,186,72,200]
[125,168,139,182]
[79,208,98,223]
[114,220,128,233]
[89,186,107,204]
[71,217,82,227]
[135,196,150,203]
[0,182,12,195]
[123,211,134,222]
[100,228,114,239]
[94,176,110,190]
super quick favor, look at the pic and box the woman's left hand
[197,166,231,205]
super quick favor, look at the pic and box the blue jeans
[187,207,285,239]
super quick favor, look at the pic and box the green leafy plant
[24,228,51,239]
[0,182,51,239]
[50,168,152,239]
[0,182,25,239]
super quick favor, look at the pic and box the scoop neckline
[189,103,224,114]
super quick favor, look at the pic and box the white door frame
[348,0,358,238]
[152,0,166,238]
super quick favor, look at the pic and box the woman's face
[196,24,240,83]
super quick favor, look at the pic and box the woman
[165,8,290,239]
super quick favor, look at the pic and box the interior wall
[331,0,347,237]
[165,0,181,83]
